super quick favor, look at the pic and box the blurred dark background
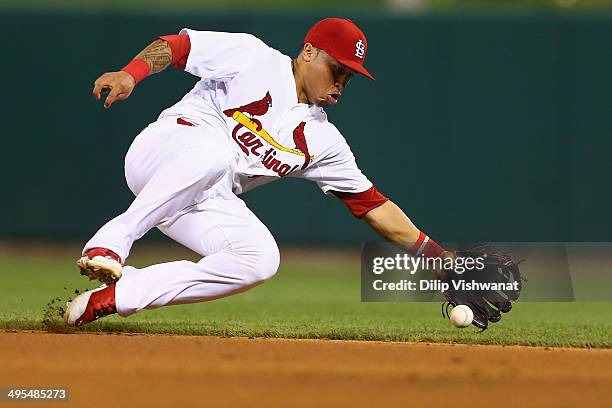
[1,0,611,244]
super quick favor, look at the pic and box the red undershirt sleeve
[158,34,191,69]
[331,186,389,218]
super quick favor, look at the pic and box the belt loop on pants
[177,118,194,127]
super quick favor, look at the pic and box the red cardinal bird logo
[223,92,272,118]
[292,122,311,170]
[224,91,313,172]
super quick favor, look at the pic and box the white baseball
[449,305,474,328]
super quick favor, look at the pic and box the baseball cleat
[64,284,117,327]
[77,247,123,284]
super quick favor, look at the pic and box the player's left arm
[362,200,420,245]
[312,129,446,258]
[363,200,448,257]
[333,188,448,261]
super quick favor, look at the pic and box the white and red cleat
[77,247,123,284]
[64,284,117,327]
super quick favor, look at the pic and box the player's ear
[301,43,317,63]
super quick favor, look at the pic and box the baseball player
[64,18,449,327]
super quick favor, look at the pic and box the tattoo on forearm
[136,39,172,74]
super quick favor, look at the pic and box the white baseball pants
[83,118,280,316]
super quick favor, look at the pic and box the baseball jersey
[158,29,373,197]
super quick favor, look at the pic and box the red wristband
[121,58,150,85]
[408,231,445,258]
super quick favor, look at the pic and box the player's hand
[92,71,136,109]
[441,244,524,330]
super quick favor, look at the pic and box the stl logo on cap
[355,39,365,59]
[304,17,375,80]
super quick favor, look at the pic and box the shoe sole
[77,256,123,285]
[64,287,97,326]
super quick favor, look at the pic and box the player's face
[304,49,354,107]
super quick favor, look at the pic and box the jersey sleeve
[179,29,263,80]
[297,123,373,195]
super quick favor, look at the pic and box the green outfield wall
[2,10,610,244]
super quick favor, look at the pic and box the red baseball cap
[304,18,375,81]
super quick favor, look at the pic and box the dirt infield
[1,332,611,407]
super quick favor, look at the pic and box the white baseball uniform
[84,30,376,316]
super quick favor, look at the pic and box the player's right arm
[93,30,262,108]
[93,35,191,109]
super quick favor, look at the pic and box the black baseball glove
[441,243,524,330]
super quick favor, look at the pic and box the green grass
[0,244,610,348]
